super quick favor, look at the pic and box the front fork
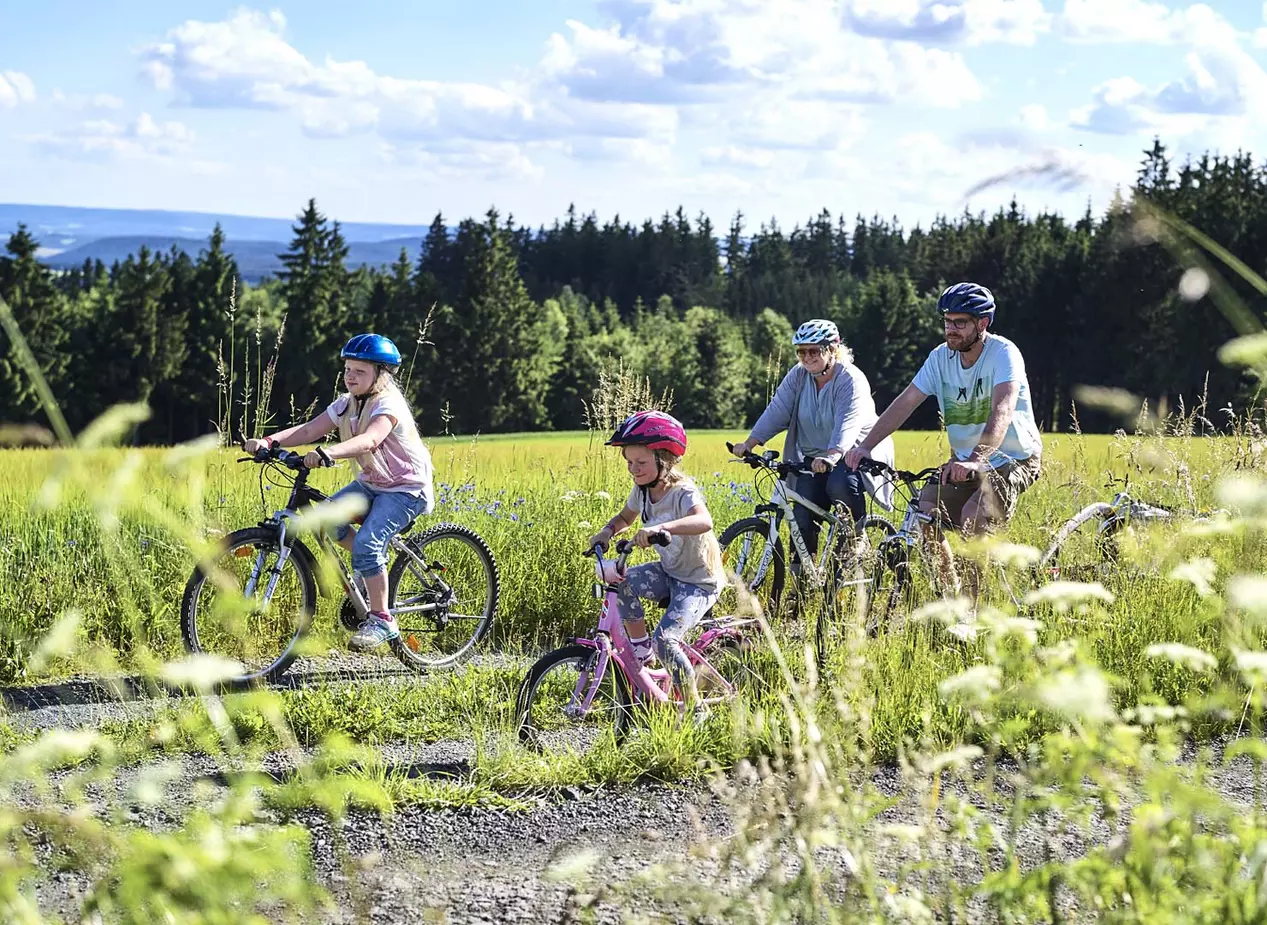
[245,519,295,607]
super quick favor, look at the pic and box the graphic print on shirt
[944,378,990,427]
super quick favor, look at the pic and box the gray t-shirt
[625,480,724,593]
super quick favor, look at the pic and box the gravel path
[4,661,1264,923]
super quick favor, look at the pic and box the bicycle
[854,457,1053,629]
[718,443,897,666]
[180,443,499,686]
[1035,476,1227,584]
[514,536,758,756]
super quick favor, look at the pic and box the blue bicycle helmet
[340,333,402,367]
[937,282,996,320]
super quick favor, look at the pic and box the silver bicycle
[180,443,499,687]
[1036,477,1225,583]
[719,443,897,665]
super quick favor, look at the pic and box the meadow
[5,420,1267,922]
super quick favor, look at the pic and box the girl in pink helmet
[586,410,726,723]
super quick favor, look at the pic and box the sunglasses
[795,346,826,358]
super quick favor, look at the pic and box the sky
[2,0,1267,232]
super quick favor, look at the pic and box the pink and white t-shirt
[325,390,434,509]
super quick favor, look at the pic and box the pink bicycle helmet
[606,410,688,456]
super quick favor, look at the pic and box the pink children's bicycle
[515,537,758,755]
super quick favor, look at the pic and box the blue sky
[2,1,1266,232]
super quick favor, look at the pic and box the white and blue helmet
[792,319,840,347]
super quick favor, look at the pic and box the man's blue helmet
[341,333,401,367]
[937,282,996,320]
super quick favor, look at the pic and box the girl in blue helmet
[243,333,434,651]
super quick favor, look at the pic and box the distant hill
[41,235,423,282]
[0,203,445,282]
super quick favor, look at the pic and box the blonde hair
[335,370,420,472]
[652,450,726,581]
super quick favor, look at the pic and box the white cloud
[701,145,777,169]
[841,0,1052,46]
[26,113,196,162]
[1069,14,1267,138]
[380,139,545,182]
[1057,0,1225,45]
[50,89,125,111]
[1019,102,1053,130]
[0,70,35,107]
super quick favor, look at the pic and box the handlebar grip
[648,531,671,547]
[615,539,635,555]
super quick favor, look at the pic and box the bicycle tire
[1035,503,1119,585]
[180,525,318,687]
[815,514,898,667]
[516,643,632,755]
[387,523,500,671]
[863,536,915,636]
[695,633,764,698]
[718,516,786,618]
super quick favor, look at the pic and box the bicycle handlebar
[725,441,829,477]
[853,457,940,485]
[236,441,333,471]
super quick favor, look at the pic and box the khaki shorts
[917,455,1041,530]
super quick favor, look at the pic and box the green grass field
[0,427,1242,683]
[3,426,1267,920]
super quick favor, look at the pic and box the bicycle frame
[241,457,444,621]
[564,544,748,716]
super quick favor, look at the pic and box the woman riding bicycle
[730,320,895,584]
[586,411,726,724]
[242,333,434,652]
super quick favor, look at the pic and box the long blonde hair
[653,450,726,581]
[335,370,420,470]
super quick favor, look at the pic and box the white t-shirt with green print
[911,334,1042,467]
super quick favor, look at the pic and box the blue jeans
[328,480,427,579]
[790,466,865,567]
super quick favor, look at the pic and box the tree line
[0,139,1262,446]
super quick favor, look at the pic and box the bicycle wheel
[180,526,317,686]
[694,633,767,701]
[1035,503,1119,585]
[516,643,632,757]
[863,536,918,635]
[387,523,499,671]
[718,517,785,618]
[816,514,898,665]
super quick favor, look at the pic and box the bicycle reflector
[234,546,255,558]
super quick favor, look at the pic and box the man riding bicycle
[844,282,1042,592]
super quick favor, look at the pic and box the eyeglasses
[942,317,977,331]
[795,347,825,359]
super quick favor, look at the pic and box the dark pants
[790,466,866,567]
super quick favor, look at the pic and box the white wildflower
[1228,575,1267,621]
[938,665,1001,703]
[983,614,1042,644]
[14,729,110,771]
[1234,649,1267,684]
[1169,558,1217,598]
[27,609,82,673]
[1216,474,1267,516]
[1023,580,1115,612]
[1036,666,1115,723]
[922,745,984,775]
[877,823,926,842]
[1218,332,1267,375]
[593,490,612,501]
[1145,643,1217,673]
[984,541,1041,569]
[911,596,974,626]
[947,622,980,642]
[159,654,245,692]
